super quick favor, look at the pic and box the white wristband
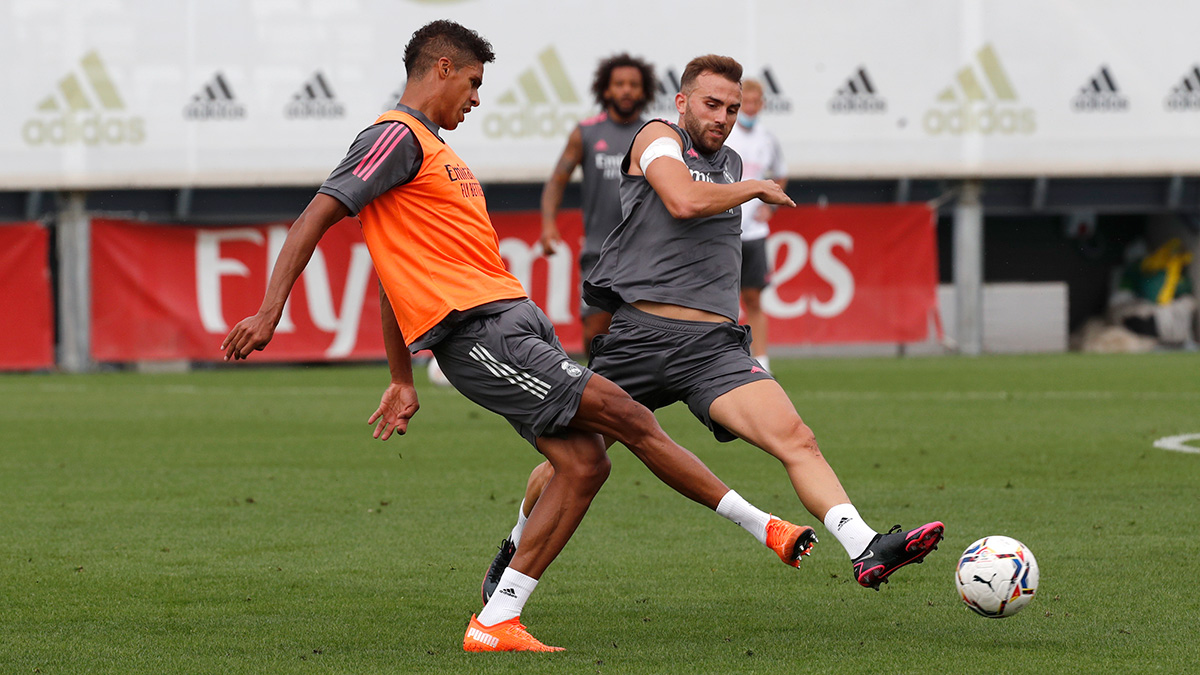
[639,136,686,175]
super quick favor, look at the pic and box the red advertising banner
[0,223,55,370]
[88,204,933,363]
[91,218,385,362]
[762,204,939,344]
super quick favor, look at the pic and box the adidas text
[922,105,1035,135]
[23,115,145,146]
[483,108,579,139]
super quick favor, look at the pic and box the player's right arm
[223,118,422,361]
[221,194,348,360]
[629,122,794,219]
[539,126,584,255]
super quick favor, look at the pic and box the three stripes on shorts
[469,344,552,400]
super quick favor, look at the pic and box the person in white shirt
[725,78,786,373]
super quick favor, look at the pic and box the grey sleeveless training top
[583,119,744,321]
[578,113,644,257]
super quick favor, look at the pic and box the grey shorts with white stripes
[429,299,594,448]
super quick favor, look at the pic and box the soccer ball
[955,535,1039,618]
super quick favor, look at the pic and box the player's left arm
[369,281,419,440]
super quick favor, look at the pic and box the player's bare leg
[482,375,817,603]
[740,287,769,372]
[708,379,848,519]
[708,379,943,588]
[569,374,729,508]
[470,429,608,651]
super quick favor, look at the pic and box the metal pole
[954,180,984,356]
[56,191,91,372]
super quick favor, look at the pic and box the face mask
[737,113,757,130]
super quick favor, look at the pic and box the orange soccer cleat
[462,614,564,653]
[765,517,818,568]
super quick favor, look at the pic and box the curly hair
[403,20,495,79]
[590,53,657,109]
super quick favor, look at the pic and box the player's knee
[606,396,663,446]
[778,419,824,463]
[562,452,610,492]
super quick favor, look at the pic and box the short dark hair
[591,53,657,108]
[403,20,495,79]
[680,55,743,93]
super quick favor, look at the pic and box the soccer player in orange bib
[223,21,818,653]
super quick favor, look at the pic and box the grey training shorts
[430,299,593,448]
[740,237,771,291]
[589,304,774,442]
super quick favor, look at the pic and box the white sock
[716,490,773,546]
[756,355,771,374]
[509,499,528,547]
[477,567,538,626]
[823,503,878,559]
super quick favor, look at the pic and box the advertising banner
[762,205,939,344]
[91,218,386,362]
[86,205,932,363]
[88,215,587,362]
[0,223,55,370]
[3,0,1200,188]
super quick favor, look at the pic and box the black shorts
[589,304,774,442]
[430,300,593,447]
[740,237,770,291]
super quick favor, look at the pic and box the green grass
[2,353,1199,674]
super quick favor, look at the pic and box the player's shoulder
[578,111,608,127]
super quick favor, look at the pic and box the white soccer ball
[955,535,1039,618]
[426,356,452,387]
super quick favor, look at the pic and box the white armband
[639,136,686,175]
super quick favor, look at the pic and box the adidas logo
[1165,64,1200,112]
[484,46,582,138]
[649,66,791,115]
[22,50,145,146]
[285,71,345,119]
[837,517,852,530]
[923,43,1035,136]
[1072,65,1128,112]
[829,66,886,114]
[467,626,500,648]
[497,587,518,599]
[757,67,793,113]
[184,72,246,120]
[649,66,682,116]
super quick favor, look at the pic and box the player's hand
[756,180,795,208]
[368,382,420,440]
[539,225,562,256]
[221,312,277,361]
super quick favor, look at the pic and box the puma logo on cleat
[498,587,518,598]
[467,627,500,648]
[837,517,852,530]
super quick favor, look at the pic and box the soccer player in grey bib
[540,54,656,358]
[484,55,944,597]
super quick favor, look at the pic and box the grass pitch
[2,353,1198,674]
